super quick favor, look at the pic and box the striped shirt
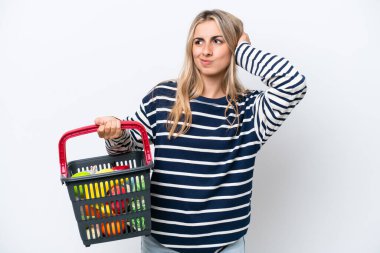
[106,42,307,253]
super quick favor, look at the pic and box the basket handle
[58,121,152,178]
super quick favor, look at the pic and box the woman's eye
[214,39,223,44]
[194,40,203,45]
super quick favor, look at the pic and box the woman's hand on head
[94,116,123,140]
[238,32,251,45]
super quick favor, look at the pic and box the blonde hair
[167,9,247,139]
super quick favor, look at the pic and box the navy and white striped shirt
[106,42,307,253]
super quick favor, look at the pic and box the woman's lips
[200,59,212,66]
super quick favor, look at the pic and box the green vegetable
[72,171,91,198]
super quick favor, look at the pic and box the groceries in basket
[59,121,153,246]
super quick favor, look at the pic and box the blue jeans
[141,235,245,253]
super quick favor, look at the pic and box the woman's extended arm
[235,35,307,144]
[95,89,156,155]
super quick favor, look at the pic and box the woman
[95,9,307,253]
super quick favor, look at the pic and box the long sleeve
[235,42,307,144]
[105,87,157,155]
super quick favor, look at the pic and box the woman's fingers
[95,116,122,139]
[238,32,251,45]
[109,119,119,139]
[115,119,122,138]
[94,117,105,126]
[105,119,116,139]
[97,124,106,138]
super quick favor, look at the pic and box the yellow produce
[86,181,118,198]
[84,184,94,199]
[96,168,114,174]
[81,169,116,199]
[84,183,102,199]
[96,168,126,189]
[99,203,113,217]
[95,168,117,196]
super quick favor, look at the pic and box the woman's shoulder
[144,79,177,101]
[154,79,178,91]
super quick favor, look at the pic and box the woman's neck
[201,76,225,99]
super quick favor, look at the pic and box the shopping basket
[59,121,153,247]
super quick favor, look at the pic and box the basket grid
[64,152,151,246]
[70,158,142,176]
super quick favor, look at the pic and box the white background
[0,0,379,252]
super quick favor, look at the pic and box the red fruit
[109,186,128,214]
[110,185,126,195]
[112,165,130,170]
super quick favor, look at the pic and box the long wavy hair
[166,9,247,139]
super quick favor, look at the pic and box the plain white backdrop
[0,0,379,252]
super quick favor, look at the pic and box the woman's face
[192,20,231,80]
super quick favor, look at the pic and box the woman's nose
[202,43,213,56]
